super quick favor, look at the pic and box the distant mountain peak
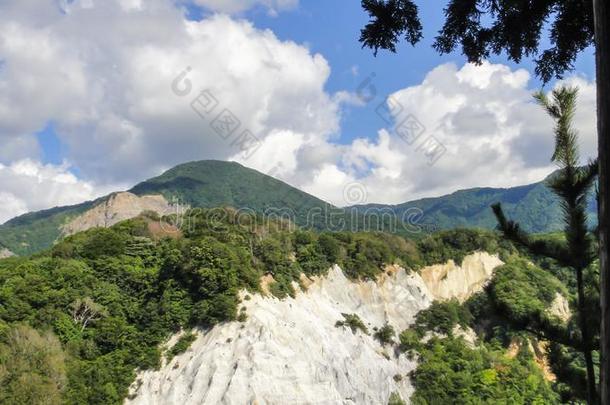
[0,160,331,256]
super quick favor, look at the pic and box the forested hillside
[0,208,588,404]
[0,209,419,403]
[0,161,360,256]
[355,171,597,233]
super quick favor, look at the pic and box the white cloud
[277,62,597,206]
[192,0,298,15]
[302,163,352,205]
[0,160,111,224]
[235,129,304,177]
[0,0,338,220]
[0,0,337,185]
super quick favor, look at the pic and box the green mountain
[354,172,597,234]
[0,200,97,256]
[1,201,553,403]
[0,160,596,256]
[0,161,335,256]
[130,160,333,220]
[0,164,594,403]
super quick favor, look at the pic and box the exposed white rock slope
[548,292,572,323]
[127,252,503,405]
[62,192,177,236]
[419,252,503,302]
[0,248,14,258]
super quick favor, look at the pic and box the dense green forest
[0,207,588,404]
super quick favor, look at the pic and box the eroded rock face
[0,248,14,258]
[127,252,504,405]
[62,192,176,236]
[507,338,557,381]
[548,292,572,323]
[128,266,431,405]
[419,252,503,302]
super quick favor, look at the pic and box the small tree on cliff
[492,86,598,403]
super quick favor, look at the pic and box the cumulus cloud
[264,62,597,206]
[0,0,340,219]
[0,160,110,224]
[0,0,337,183]
[192,0,298,15]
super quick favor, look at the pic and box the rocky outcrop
[419,252,504,302]
[452,325,478,347]
[128,265,432,405]
[62,192,178,236]
[548,292,571,323]
[507,338,557,381]
[0,247,14,258]
[127,252,505,405]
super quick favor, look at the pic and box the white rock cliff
[127,252,503,405]
[418,252,503,302]
[0,247,14,258]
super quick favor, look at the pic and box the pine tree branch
[491,202,571,266]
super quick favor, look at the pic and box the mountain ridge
[0,160,335,255]
[353,172,596,233]
[0,160,595,256]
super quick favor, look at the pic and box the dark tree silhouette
[359,2,609,402]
